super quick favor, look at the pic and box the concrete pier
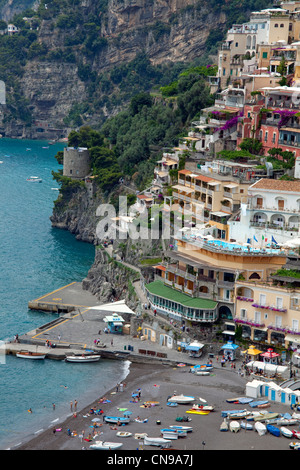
[28,282,104,313]
[13,282,201,366]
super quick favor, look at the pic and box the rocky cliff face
[2,0,228,138]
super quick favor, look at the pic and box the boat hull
[144,437,172,447]
[90,441,123,450]
[104,416,130,424]
[65,355,100,363]
[16,352,45,360]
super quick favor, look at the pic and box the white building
[229,178,300,244]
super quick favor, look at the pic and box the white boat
[161,428,187,439]
[289,441,300,449]
[65,354,100,363]
[220,419,228,432]
[195,370,210,376]
[16,351,45,360]
[134,433,148,440]
[169,425,193,433]
[116,431,132,438]
[144,436,172,448]
[167,394,195,404]
[240,421,253,430]
[229,421,240,432]
[90,441,123,450]
[104,416,130,424]
[255,421,267,436]
[192,404,214,412]
[280,427,294,438]
[27,176,42,182]
[160,430,178,440]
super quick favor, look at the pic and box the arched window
[249,272,261,280]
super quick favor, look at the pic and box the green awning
[145,280,217,310]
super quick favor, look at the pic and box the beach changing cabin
[103,313,125,334]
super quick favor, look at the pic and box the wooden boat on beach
[266,424,280,437]
[144,436,172,448]
[90,441,123,450]
[220,419,228,431]
[161,428,187,439]
[167,395,195,404]
[104,416,130,424]
[254,412,279,422]
[169,425,193,433]
[186,409,210,415]
[280,427,294,438]
[16,351,45,360]
[255,421,267,436]
[229,421,240,432]
[240,421,253,430]
[116,431,132,438]
[191,404,214,412]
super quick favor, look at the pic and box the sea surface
[0,139,129,449]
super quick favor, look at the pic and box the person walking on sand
[111,338,113,346]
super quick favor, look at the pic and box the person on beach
[74,400,77,411]
[70,401,73,412]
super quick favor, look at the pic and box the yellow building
[235,253,300,349]
[172,169,250,241]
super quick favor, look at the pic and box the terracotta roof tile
[250,178,300,192]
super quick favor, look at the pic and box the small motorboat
[220,419,228,432]
[255,422,267,436]
[167,402,178,407]
[16,351,45,360]
[169,425,193,433]
[186,409,210,415]
[191,404,214,412]
[289,441,300,450]
[266,424,280,437]
[27,176,42,183]
[143,436,172,448]
[90,441,123,450]
[240,421,253,430]
[280,427,294,438]
[104,416,130,425]
[167,395,195,404]
[116,431,132,438]
[65,354,100,363]
[134,433,148,440]
[161,428,187,439]
[229,421,240,432]
[254,412,279,422]
[195,370,210,376]
[292,429,300,439]
[221,409,249,418]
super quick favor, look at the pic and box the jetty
[5,282,201,367]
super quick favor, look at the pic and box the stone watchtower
[63,147,91,179]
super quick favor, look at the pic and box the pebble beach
[14,358,298,452]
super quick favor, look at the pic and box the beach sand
[14,359,295,452]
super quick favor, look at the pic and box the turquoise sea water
[0,139,129,449]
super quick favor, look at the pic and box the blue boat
[167,402,178,407]
[249,400,269,408]
[240,421,253,430]
[104,416,130,424]
[266,424,280,437]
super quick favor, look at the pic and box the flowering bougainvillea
[275,109,298,129]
